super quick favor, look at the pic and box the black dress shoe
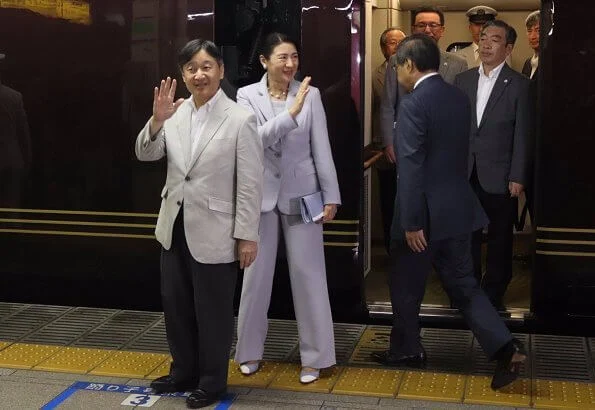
[491,339,527,390]
[370,349,427,368]
[150,375,197,394]
[186,388,226,409]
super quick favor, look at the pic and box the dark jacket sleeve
[379,55,397,148]
[509,77,530,186]
[396,95,427,232]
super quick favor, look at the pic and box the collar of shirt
[531,53,539,67]
[413,72,439,89]
[478,60,506,80]
[189,87,223,115]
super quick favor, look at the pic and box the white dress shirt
[189,87,223,156]
[530,53,539,79]
[413,72,439,90]
[476,61,505,125]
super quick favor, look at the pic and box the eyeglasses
[413,23,443,30]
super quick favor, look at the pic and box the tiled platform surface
[0,303,594,409]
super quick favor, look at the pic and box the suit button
[274,173,281,178]
[185,176,190,181]
[176,201,182,206]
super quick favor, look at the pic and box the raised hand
[150,77,185,135]
[288,76,311,118]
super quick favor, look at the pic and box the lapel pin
[504,79,509,83]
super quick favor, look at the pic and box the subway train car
[0,0,593,335]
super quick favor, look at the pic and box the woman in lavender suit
[234,32,341,384]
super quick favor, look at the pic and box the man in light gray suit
[135,39,263,408]
[454,20,530,310]
[380,5,467,165]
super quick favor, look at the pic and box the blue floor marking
[214,393,236,410]
[40,381,224,408]
[40,383,79,410]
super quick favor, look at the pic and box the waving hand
[150,77,185,136]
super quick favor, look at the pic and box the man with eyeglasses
[380,6,467,161]
[373,28,406,253]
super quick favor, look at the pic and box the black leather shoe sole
[186,389,225,409]
[371,351,426,368]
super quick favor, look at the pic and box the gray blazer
[135,92,264,263]
[454,64,531,194]
[237,74,341,214]
[379,51,468,148]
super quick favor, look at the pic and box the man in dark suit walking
[370,34,526,390]
[454,20,530,310]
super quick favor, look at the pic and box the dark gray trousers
[160,211,237,392]
[389,233,512,361]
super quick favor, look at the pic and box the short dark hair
[260,32,299,60]
[177,39,223,70]
[411,5,444,26]
[482,20,517,46]
[379,27,403,48]
[395,34,440,72]
[525,11,540,29]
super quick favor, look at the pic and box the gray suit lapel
[187,95,230,170]
[255,74,275,121]
[176,101,193,169]
[439,52,452,80]
[478,66,511,129]
[469,71,479,129]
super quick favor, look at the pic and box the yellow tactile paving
[0,341,11,351]
[397,370,465,402]
[0,343,62,369]
[332,367,402,397]
[359,326,390,348]
[464,375,531,407]
[533,379,595,409]
[268,363,342,393]
[227,360,283,388]
[145,356,172,380]
[89,351,170,378]
[34,347,114,374]
[348,326,390,364]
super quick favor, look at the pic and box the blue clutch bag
[300,191,324,224]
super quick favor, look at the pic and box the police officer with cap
[454,5,498,68]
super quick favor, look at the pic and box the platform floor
[0,302,594,409]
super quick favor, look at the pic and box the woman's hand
[319,204,337,223]
[288,76,311,118]
[150,77,185,135]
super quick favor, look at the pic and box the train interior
[362,0,540,318]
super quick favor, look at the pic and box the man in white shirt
[522,10,540,79]
[454,20,530,311]
[135,39,263,408]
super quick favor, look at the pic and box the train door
[363,0,541,322]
